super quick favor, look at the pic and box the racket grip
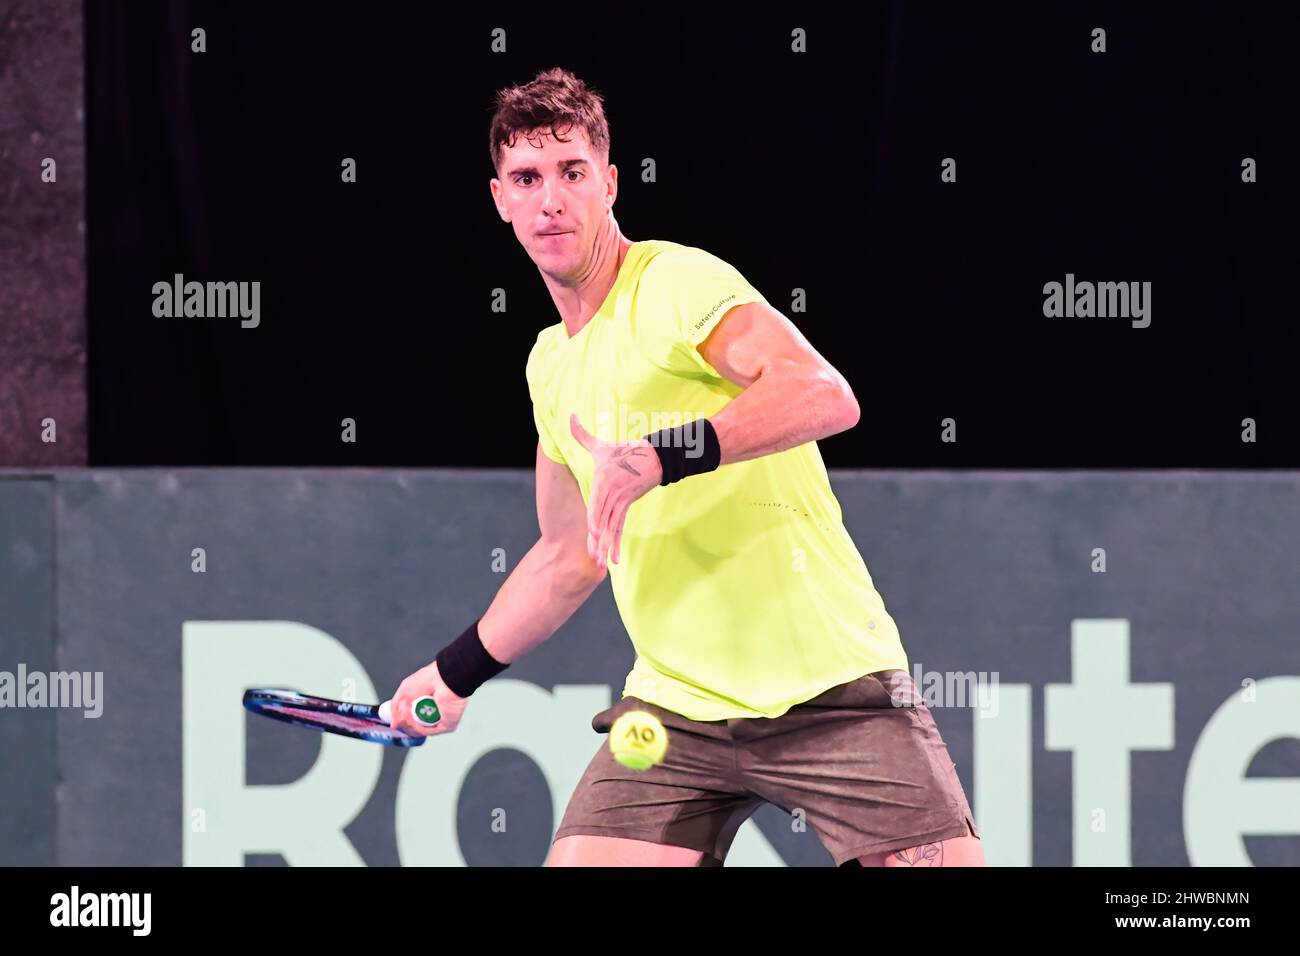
[378,697,441,726]
[411,696,441,726]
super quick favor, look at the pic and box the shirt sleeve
[526,332,567,465]
[532,401,566,465]
[634,246,769,379]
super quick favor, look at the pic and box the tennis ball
[609,709,668,770]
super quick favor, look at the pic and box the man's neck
[546,229,634,339]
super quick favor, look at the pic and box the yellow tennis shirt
[526,239,908,720]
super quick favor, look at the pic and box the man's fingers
[610,503,627,565]
[587,482,609,552]
[569,414,595,451]
[589,479,621,567]
[388,694,405,730]
[595,490,621,568]
[588,486,616,570]
[587,508,600,563]
[595,522,612,571]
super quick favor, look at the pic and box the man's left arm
[567,300,859,571]
[698,300,859,464]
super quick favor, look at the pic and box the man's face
[490,126,615,280]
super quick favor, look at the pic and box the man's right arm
[476,443,607,664]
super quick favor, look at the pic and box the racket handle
[378,697,441,727]
[411,696,441,726]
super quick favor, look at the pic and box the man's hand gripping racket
[383,659,467,737]
[243,662,467,747]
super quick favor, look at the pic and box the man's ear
[490,188,511,223]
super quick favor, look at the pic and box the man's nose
[542,181,564,216]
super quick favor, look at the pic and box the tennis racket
[242,688,440,747]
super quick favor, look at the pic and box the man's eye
[516,172,580,185]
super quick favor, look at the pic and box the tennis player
[388,67,984,868]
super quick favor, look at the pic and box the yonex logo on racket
[412,696,441,725]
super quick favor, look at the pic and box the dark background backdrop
[83,1,1298,467]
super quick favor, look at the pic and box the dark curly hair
[489,67,611,176]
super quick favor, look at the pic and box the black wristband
[644,417,722,485]
[434,619,508,698]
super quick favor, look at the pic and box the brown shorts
[554,669,979,866]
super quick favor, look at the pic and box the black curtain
[86,1,1298,466]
